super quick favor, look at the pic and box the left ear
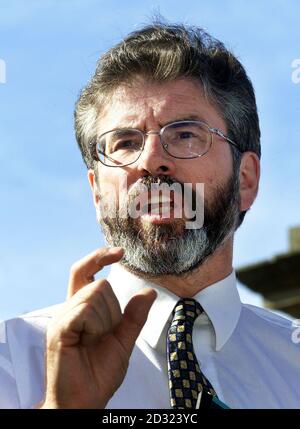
[87,169,100,205]
[87,169,102,222]
[239,152,260,211]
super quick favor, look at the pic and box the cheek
[180,160,216,188]
[98,167,131,207]
[209,146,234,182]
[182,155,232,199]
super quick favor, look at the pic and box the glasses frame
[89,120,241,167]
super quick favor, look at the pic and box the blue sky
[0,0,299,319]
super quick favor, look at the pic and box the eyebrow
[113,129,139,135]
[162,115,208,127]
[112,115,209,131]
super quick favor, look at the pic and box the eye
[167,125,207,145]
[113,139,137,150]
[106,130,142,153]
[178,131,195,139]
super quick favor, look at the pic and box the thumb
[114,288,157,356]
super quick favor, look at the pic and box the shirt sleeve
[0,320,20,408]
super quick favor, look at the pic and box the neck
[125,237,234,297]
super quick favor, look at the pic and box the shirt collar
[193,270,241,350]
[107,263,241,352]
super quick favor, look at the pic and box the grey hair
[74,21,261,228]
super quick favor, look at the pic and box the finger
[67,279,123,329]
[50,280,123,348]
[68,247,124,298]
[114,288,157,356]
[48,302,109,348]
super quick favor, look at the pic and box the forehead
[96,78,226,132]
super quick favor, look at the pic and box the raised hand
[41,247,156,408]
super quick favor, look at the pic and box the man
[1,22,299,409]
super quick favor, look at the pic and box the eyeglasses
[90,120,241,167]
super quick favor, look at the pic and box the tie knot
[172,299,203,326]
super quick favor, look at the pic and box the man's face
[89,78,240,276]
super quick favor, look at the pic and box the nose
[136,132,176,177]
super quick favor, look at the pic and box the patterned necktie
[167,298,217,409]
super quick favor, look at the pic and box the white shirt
[1,263,300,409]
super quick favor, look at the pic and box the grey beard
[98,172,240,277]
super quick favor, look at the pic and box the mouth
[139,191,179,223]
